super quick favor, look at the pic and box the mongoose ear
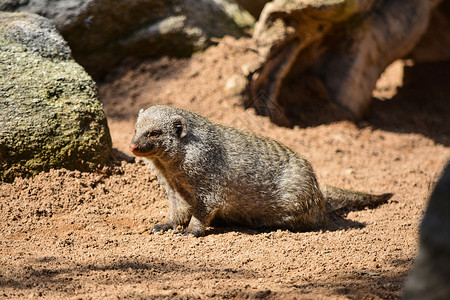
[171,115,187,139]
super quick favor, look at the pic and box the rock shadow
[367,60,450,146]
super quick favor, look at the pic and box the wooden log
[247,0,443,126]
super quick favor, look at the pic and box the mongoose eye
[147,130,162,138]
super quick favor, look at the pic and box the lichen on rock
[0,12,112,182]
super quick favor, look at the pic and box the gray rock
[1,0,255,79]
[403,163,450,299]
[0,12,112,182]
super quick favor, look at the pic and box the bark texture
[247,0,443,127]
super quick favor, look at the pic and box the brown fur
[130,105,391,236]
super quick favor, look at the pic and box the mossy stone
[0,12,112,182]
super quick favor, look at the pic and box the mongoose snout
[129,143,151,157]
[131,105,392,237]
[129,144,140,153]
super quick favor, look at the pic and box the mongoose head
[130,106,187,158]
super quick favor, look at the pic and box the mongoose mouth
[129,144,160,157]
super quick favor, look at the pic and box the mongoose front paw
[151,223,173,234]
[182,229,205,237]
[173,229,204,237]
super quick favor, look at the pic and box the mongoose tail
[322,185,393,212]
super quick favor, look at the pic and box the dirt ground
[1,37,449,299]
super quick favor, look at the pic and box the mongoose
[130,105,392,236]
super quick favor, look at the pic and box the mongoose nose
[129,144,139,153]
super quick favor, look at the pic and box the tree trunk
[246,0,443,127]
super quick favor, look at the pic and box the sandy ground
[1,37,449,299]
